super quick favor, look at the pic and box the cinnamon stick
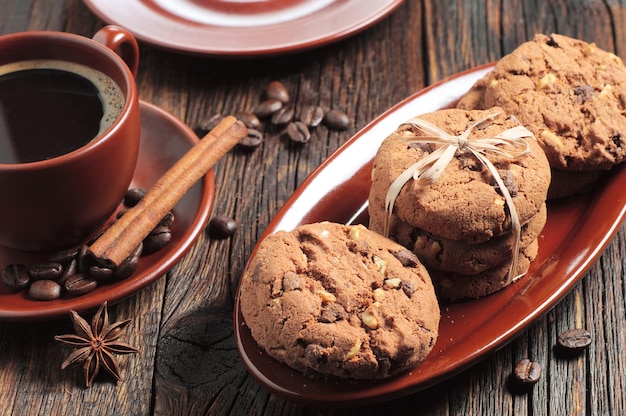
[87,115,247,269]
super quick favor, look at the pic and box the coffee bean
[557,328,592,353]
[253,99,283,118]
[49,246,80,265]
[159,211,175,228]
[116,243,143,280]
[2,263,30,291]
[208,215,239,239]
[143,225,172,254]
[299,105,324,127]
[265,80,289,103]
[235,111,261,130]
[29,279,62,301]
[89,265,115,281]
[29,262,63,281]
[77,244,92,272]
[64,273,97,296]
[323,109,350,130]
[286,121,311,143]
[239,129,263,149]
[197,113,223,134]
[271,106,294,126]
[57,258,78,287]
[124,188,147,207]
[513,358,541,385]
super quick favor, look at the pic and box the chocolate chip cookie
[368,108,551,243]
[239,222,440,379]
[458,33,626,171]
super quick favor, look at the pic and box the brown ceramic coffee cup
[0,26,140,251]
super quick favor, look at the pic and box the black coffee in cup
[0,60,125,164]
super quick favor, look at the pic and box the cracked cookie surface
[368,108,551,243]
[458,33,626,171]
[239,222,440,379]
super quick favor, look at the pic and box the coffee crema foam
[0,60,125,140]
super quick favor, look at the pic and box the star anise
[54,301,140,387]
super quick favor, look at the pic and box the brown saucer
[234,64,626,406]
[81,0,404,56]
[0,101,215,321]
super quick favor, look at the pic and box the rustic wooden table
[1,0,625,415]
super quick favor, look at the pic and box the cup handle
[92,25,139,76]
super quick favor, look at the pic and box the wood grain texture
[1,0,625,415]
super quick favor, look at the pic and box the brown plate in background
[81,0,404,56]
[0,101,215,321]
[233,63,626,406]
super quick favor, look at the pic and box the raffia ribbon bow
[384,109,534,284]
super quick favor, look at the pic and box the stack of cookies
[457,33,626,199]
[368,108,551,301]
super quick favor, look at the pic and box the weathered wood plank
[1,1,625,415]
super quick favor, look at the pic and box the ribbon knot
[456,135,469,151]
[383,109,534,284]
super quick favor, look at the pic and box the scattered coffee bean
[64,273,97,296]
[197,113,223,134]
[323,109,350,130]
[513,358,542,385]
[299,105,325,127]
[253,99,283,118]
[143,225,172,254]
[124,188,147,207]
[195,80,351,151]
[29,262,63,281]
[235,111,261,130]
[196,78,353,153]
[208,215,239,239]
[29,279,62,301]
[2,264,30,291]
[265,80,290,103]
[116,243,143,280]
[557,328,592,353]
[286,121,311,143]
[271,106,294,126]
[239,129,263,149]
